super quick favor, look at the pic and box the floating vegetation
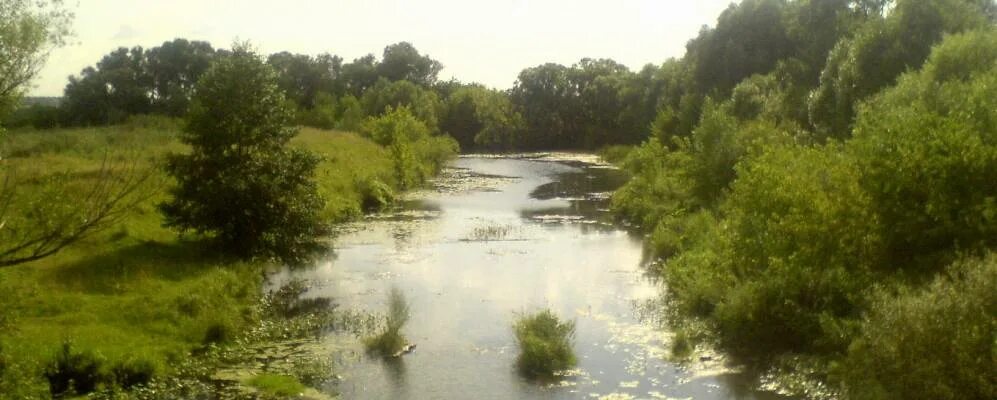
[514,309,578,380]
[364,288,412,359]
[463,224,522,242]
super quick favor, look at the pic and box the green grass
[246,373,307,397]
[513,309,577,379]
[0,117,447,397]
[363,288,411,358]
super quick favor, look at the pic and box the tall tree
[160,44,328,264]
[377,42,443,86]
[146,38,216,116]
[0,0,72,118]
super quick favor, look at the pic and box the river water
[270,155,795,400]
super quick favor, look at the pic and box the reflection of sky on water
[269,156,796,400]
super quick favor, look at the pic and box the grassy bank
[0,117,453,398]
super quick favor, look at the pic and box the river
[269,154,796,400]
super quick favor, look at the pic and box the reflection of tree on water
[384,357,408,393]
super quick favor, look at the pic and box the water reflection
[270,155,796,400]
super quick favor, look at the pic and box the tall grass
[0,119,451,396]
[513,309,577,379]
[364,288,411,358]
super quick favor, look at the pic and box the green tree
[335,94,364,132]
[808,0,991,137]
[377,42,443,86]
[160,44,328,264]
[63,47,153,125]
[360,107,457,189]
[146,38,216,116]
[0,0,72,119]
[360,78,443,130]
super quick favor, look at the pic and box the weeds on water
[364,288,411,358]
[513,309,577,379]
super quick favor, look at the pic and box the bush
[840,254,997,400]
[361,106,458,190]
[513,309,577,379]
[160,43,329,265]
[111,357,156,389]
[202,320,236,345]
[44,342,109,396]
[364,288,411,358]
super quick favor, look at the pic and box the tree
[146,38,216,116]
[377,42,443,86]
[0,0,72,119]
[440,85,524,150]
[360,78,443,130]
[63,47,153,125]
[807,0,991,137]
[160,44,328,264]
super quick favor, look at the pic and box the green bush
[44,342,110,396]
[850,29,997,273]
[111,357,156,389]
[364,288,411,358]
[160,44,329,265]
[361,106,458,190]
[513,310,577,379]
[840,254,997,400]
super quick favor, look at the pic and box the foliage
[44,341,110,397]
[807,0,991,137]
[615,23,997,397]
[840,254,997,400]
[512,309,577,379]
[63,39,217,125]
[440,85,525,150]
[160,44,329,265]
[0,116,440,396]
[360,106,458,190]
[849,28,997,272]
[361,78,443,131]
[364,288,411,358]
[0,0,73,118]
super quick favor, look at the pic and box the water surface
[272,155,794,400]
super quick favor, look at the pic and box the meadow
[0,116,443,397]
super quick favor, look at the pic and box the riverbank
[0,117,454,398]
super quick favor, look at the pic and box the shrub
[202,320,235,345]
[513,309,577,379]
[111,357,156,389]
[364,288,411,358]
[670,330,694,360]
[840,254,997,400]
[361,106,458,190]
[159,43,329,265]
[44,342,109,396]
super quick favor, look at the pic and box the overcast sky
[30,0,737,96]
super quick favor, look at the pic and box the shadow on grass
[49,239,246,293]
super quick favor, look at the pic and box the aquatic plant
[670,330,694,360]
[364,288,412,358]
[247,373,306,397]
[513,309,577,379]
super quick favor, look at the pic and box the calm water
[270,155,795,400]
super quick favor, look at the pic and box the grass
[513,309,577,379]
[363,288,411,358]
[0,117,447,397]
[246,373,307,397]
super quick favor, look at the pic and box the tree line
[610,1,996,399]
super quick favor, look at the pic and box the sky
[30,0,738,96]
